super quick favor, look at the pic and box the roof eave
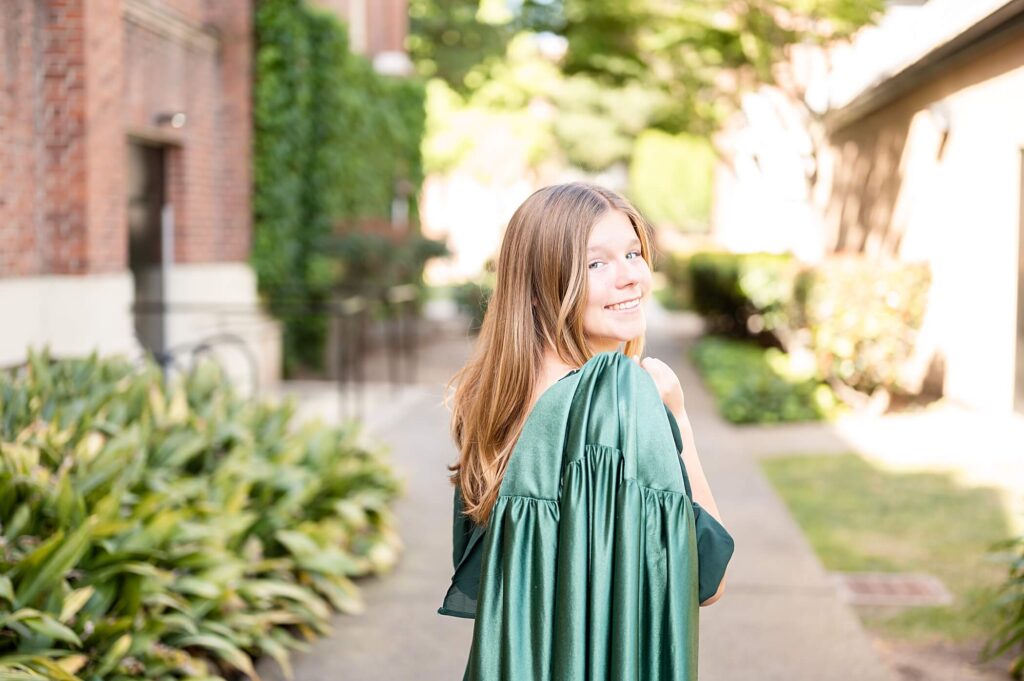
[823,0,1024,133]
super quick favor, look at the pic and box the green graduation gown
[438,350,735,680]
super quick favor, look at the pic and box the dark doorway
[126,140,168,355]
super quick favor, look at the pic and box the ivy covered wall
[253,0,426,373]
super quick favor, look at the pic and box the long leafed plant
[0,349,402,680]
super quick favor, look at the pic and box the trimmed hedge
[688,250,798,338]
[0,350,401,680]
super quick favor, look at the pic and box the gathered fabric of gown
[438,351,735,680]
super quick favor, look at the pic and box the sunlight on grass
[761,453,1014,644]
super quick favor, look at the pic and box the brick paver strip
[831,572,954,607]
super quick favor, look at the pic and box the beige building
[713,0,1024,414]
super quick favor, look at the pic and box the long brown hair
[445,182,655,526]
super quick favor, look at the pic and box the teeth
[606,298,639,311]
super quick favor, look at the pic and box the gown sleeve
[437,484,486,618]
[663,403,735,604]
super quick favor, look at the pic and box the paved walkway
[644,305,894,681]
[257,304,897,681]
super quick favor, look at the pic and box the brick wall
[366,0,407,55]
[0,1,40,277]
[0,0,252,278]
[0,0,94,276]
[86,0,127,273]
[311,0,408,55]
[205,0,253,263]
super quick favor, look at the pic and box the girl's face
[582,209,652,353]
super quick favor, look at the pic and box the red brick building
[314,0,410,66]
[0,0,408,387]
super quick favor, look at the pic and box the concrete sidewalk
[257,305,895,680]
[644,305,894,681]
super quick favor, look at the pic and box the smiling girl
[440,182,733,680]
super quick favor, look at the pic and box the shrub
[319,223,451,359]
[793,256,931,395]
[653,251,693,311]
[979,532,1024,678]
[629,130,715,232]
[685,251,932,404]
[0,349,402,680]
[327,225,450,302]
[688,250,799,338]
[452,258,496,334]
[690,335,842,424]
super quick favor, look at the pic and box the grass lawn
[760,453,1015,645]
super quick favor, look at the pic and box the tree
[411,0,884,133]
[555,0,884,133]
[408,0,564,89]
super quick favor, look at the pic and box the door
[127,141,168,355]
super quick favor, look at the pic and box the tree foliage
[412,0,883,133]
[629,130,716,230]
[554,0,883,132]
[408,0,563,89]
[423,34,671,178]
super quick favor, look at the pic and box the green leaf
[94,633,131,677]
[25,658,80,681]
[256,633,294,681]
[15,519,95,608]
[14,520,92,606]
[22,615,82,647]
[238,579,330,620]
[0,656,81,681]
[0,608,45,628]
[310,573,363,615]
[0,670,48,680]
[172,576,222,600]
[174,634,262,681]
[3,505,31,542]
[58,586,95,624]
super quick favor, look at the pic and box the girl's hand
[632,355,685,417]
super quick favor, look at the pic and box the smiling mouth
[605,297,641,311]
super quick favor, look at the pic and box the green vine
[253,0,426,374]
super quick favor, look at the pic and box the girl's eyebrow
[588,237,642,254]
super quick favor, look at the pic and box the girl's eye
[589,251,641,270]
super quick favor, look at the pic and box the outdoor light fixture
[154,112,187,129]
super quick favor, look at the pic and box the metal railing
[131,285,422,422]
